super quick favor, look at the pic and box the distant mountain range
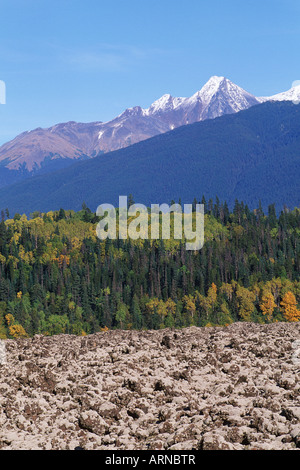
[1,76,300,187]
[0,101,299,216]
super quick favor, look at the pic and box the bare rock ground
[0,322,300,450]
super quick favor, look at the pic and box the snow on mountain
[0,76,298,179]
[190,76,260,119]
[142,94,186,116]
[260,82,300,105]
[144,94,174,115]
[141,76,259,122]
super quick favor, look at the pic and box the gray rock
[0,322,299,450]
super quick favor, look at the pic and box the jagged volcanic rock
[0,322,300,450]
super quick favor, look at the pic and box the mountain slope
[0,101,299,215]
[1,77,299,187]
[0,76,260,180]
[0,121,103,171]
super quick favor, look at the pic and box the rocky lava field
[0,322,300,450]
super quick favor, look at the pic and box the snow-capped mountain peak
[143,94,173,115]
[176,76,260,120]
[2,75,299,175]
[197,75,226,101]
[172,76,259,121]
[143,93,188,115]
[142,76,260,120]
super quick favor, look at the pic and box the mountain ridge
[0,101,299,216]
[0,76,265,176]
[0,76,300,192]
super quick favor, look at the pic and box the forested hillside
[0,198,299,339]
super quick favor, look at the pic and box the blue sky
[0,0,300,144]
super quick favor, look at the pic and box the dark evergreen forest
[0,197,299,338]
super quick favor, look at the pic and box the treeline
[0,198,299,338]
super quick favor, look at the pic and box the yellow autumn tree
[5,314,14,326]
[165,298,176,319]
[5,314,28,338]
[146,298,165,325]
[280,292,300,322]
[9,324,28,338]
[220,283,234,302]
[217,301,233,326]
[182,295,196,324]
[145,298,160,315]
[207,283,218,306]
[71,236,82,251]
[236,286,256,322]
[156,300,167,321]
[260,293,276,322]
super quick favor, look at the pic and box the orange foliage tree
[280,292,300,322]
